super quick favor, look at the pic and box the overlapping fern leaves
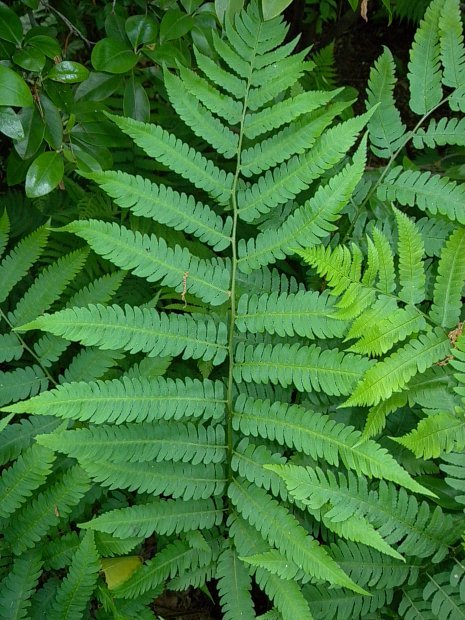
[1,0,465,618]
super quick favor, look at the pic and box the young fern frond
[366,47,407,158]
[408,0,443,115]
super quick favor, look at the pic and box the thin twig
[42,1,95,47]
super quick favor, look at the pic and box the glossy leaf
[0,65,33,107]
[47,61,89,84]
[0,107,24,140]
[91,38,139,74]
[125,15,158,48]
[25,152,64,198]
[14,106,44,159]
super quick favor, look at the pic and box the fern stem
[343,95,455,244]
[226,30,262,488]
[0,308,57,387]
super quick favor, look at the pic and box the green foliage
[1,0,465,617]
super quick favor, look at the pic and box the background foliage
[1,1,465,619]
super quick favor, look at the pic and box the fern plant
[1,0,465,617]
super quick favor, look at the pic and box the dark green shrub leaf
[0,66,33,107]
[14,106,44,159]
[125,15,158,48]
[0,107,24,140]
[75,72,121,102]
[26,35,61,59]
[91,38,139,73]
[25,152,64,198]
[123,77,150,122]
[47,61,89,84]
[160,10,194,42]
[12,47,46,72]
[40,95,63,150]
[0,2,23,44]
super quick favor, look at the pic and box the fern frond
[440,452,465,506]
[345,328,451,407]
[304,583,391,620]
[368,482,456,562]
[8,248,88,327]
[113,539,210,599]
[240,102,348,177]
[0,444,55,519]
[331,540,421,589]
[164,70,239,158]
[417,216,454,257]
[49,531,100,620]
[177,64,242,124]
[80,498,222,538]
[394,207,426,305]
[193,46,246,98]
[408,0,443,115]
[79,459,226,499]
[0,333,23,363]
[413,117,465,148]
[0,365,48,408]
[377,167,465,224]
[4,465,91,555]
[231,439,288,500]
[43,532,81,569]
[393,411,465,459]
[17,304,228,365]
[3,376,225,423]
[81,170,232,251]
[236,290,345,339]
[423,570,465,619]
[233,395,432,495]
[366,47,406,158]
[234,341,372,396]
[429,227,465,328]
[37,422,226,464]
[65,270,126,308]
[348,306,427,357]
[373,227,396,293]
[361,392,408,440]
[0,225,49,304]
[439,0,465,89]
[60,347,125,383]
[106,112,234,204]
[255,568,314,620]
[0,551,43,620]
[243,91,336,140]
[0,415,60,466]
[0,210,9,259]
[63,220,231,306]
[237,112,371,223]
[94,531,142,557]
[237,137,367,272]
[216,543,256,620]
[229,478,366,594]
[246,54,314,111]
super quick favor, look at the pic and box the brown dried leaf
[361,0,369,21]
